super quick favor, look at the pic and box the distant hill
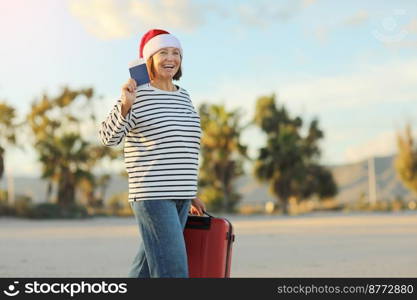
[1,154,414,206]
[327,154,414,204]
[0,175,128,204]
[235,154,414,207]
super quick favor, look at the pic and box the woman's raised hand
[120,78,137,117]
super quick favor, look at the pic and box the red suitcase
[184,211,235,278]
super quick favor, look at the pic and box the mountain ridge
[1,154,414,206]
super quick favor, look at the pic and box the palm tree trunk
[46,180,52,202]
[0,147,4,181]
[58,168,75,207]
[281,197,289,215]
[222,182,228,213]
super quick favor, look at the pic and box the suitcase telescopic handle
[202,210,213,217]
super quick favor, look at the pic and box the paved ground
[0,211,416,277]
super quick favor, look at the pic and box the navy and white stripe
[99,83,201,202]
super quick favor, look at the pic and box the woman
[99,29,206,278]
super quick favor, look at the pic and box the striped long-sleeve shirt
[99,83,201,202]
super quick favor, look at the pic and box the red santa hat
[139,29,183,61]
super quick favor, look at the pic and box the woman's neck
[150,79,177,91]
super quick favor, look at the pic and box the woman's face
[151,47,181,80]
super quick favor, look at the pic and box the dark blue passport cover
[129,63,150,85]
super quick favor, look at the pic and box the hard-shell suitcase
[184,211,235,278]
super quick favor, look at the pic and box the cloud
[67,0,321,39]
[405,18,417,33]
[191,57,417,165]
[343,131,397,163]
[236,0,317,28]
[192,57,417,122]
[343,10,369,26]
[278,58,417,164]
[310,10,369,44]
[329,124,417,165]
[312,25,330,43]
[388,40,417,49]
[279,58,417,113]
[129,0,206,33]
[68,0,133,39]
[67,0,220,39]
[302,0,317,8]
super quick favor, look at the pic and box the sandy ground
[0,211,416,277]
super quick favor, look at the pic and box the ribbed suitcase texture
[184,213,235,278]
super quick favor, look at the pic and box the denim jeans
[128,199,191,278]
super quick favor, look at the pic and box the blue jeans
[128,199,191,278]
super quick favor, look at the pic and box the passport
[128,58,150,86]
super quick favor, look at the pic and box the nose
[165,54,176,62]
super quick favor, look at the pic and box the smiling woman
[146,47,183,84]
[98,28,206,278]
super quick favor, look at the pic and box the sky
[0,0,417,177]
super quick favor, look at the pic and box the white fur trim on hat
[142,34,182,61]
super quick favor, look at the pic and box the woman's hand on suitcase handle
[190,197,206,216]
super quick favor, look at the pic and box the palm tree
[198,104,249,212]
[253,94,337,214]
[96,174,111,204]
[395,124,417,196]
[0,102,17,182]
[27,86,118,207]
[37,133,90,206]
